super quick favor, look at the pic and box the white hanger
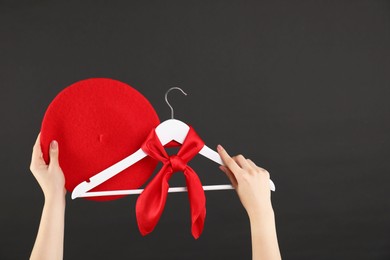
[72,87,275,199]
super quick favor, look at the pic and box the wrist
[44,193,66,208]
[247,203,274,220]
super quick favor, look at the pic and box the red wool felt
[40,78,160,201]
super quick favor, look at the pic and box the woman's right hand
[217,144,281,260]
[216,144,273,217]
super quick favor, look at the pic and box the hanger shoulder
[155,119,189,145]
[71,148,147,199]
[199,145,224,165]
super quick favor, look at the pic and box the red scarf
[136,125,206,239]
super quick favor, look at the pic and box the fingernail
[217,144,223,151]
[50,140,58,149]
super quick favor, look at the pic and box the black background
[1,1,390,259]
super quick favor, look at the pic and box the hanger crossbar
[77,184,234,197]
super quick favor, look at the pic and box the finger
[247,159,270,177]
[48,140,59,167]
[257,166,270,178]
[247,159,259,170]
[219,165,237,188]
[232,154,251,170]
[217,145,242,178]
[31,132,46,169]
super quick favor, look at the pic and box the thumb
[49,140,59,167]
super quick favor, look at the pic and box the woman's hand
[217,144,281,260]
[29,133,66,201]
[217,144,273,217]
[30,133,66,260]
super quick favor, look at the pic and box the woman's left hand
[29,133,66,201]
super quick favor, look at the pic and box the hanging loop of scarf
[135,126,206,239]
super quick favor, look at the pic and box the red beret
[40,78,160,201]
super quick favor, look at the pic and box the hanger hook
[164,87,187,119]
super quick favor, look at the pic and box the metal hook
[164,87,187,119]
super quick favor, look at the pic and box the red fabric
[40,78,160,201]
[136,125,206,239]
